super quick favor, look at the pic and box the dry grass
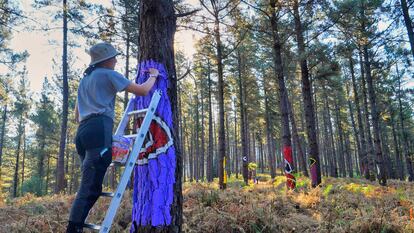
[1,175,414,233]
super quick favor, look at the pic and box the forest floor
[0,175,414,233]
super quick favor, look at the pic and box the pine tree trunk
[124,33,131,109]
[189,126,194,182]
[46,155,50,194]
[359,49,375,180]
[270,0,295,189]
[225,113,231,177]
[288,98,308,177]
[137,1,182,231]
[363,45,387,186]
[21,128,26,192]
[0,104,7,179]
[13,114,24,197]
[234,106,239,178]
[401,0,414,60]
[334,99,347,177]
[56,0,69,193]
[208,10,227,189]
[390,113,404,180]
[293,0,321,186]
[397,71,414,181]
[207,60,214,182]
[349,56,368,177]
[237,51,249,184]
[264,91,276,178]
[195,95,200,181]
[200,90,205,180]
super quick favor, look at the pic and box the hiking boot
[66,221,83,233]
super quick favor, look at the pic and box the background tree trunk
[56,0,69,193]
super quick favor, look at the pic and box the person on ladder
[66,42,159,233]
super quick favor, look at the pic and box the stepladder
[83,90,162,233]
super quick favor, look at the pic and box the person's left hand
[148,68,159,77]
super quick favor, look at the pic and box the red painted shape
[136,119,170,160]
[282,145,296,189]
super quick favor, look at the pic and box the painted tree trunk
[270,0,295,189]
[293,0,321,186]
[132,1,182,231]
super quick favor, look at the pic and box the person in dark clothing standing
[66,42,158,233]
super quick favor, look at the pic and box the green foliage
[248,162,258,171]
[323,184,333,197]
[200,190,220,207]
[21,175,44,196]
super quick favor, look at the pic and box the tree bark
[293,0,321,186]
[212,12,227,190]
[390,112,404,180]
[401,0,414,60]
[397,68,414,181]
[21,128,26,192]
[237,50,249,185]
[287,98,308,177]
[200,89,205,180]
[349,56,368,177]
[124,32,131,109]
[334,99,347,177]
[0,104,7,179]
[359,49,375,180]
[270,0,295,189]
[56,0,68,193]
[345,83,358,177]
[207,59,214,182]
[13,114,24,197]
[264,88,276,178]
[362,45,387,186]
[137,1,182,231]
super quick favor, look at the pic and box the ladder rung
[124,134,138,138]
[110,161,139,167]
[101,192,114,197]
[83,223,101,230]
[127,108,148,116]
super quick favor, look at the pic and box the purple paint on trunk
[130,60,176,231]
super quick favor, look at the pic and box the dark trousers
[68,115,113,225]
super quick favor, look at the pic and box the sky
[1,0,200,94]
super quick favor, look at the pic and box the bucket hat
[88,42,120,66]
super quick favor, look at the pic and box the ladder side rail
[114,98,134,136]
[99,91,161,233]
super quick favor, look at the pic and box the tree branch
[176,9,201,18]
